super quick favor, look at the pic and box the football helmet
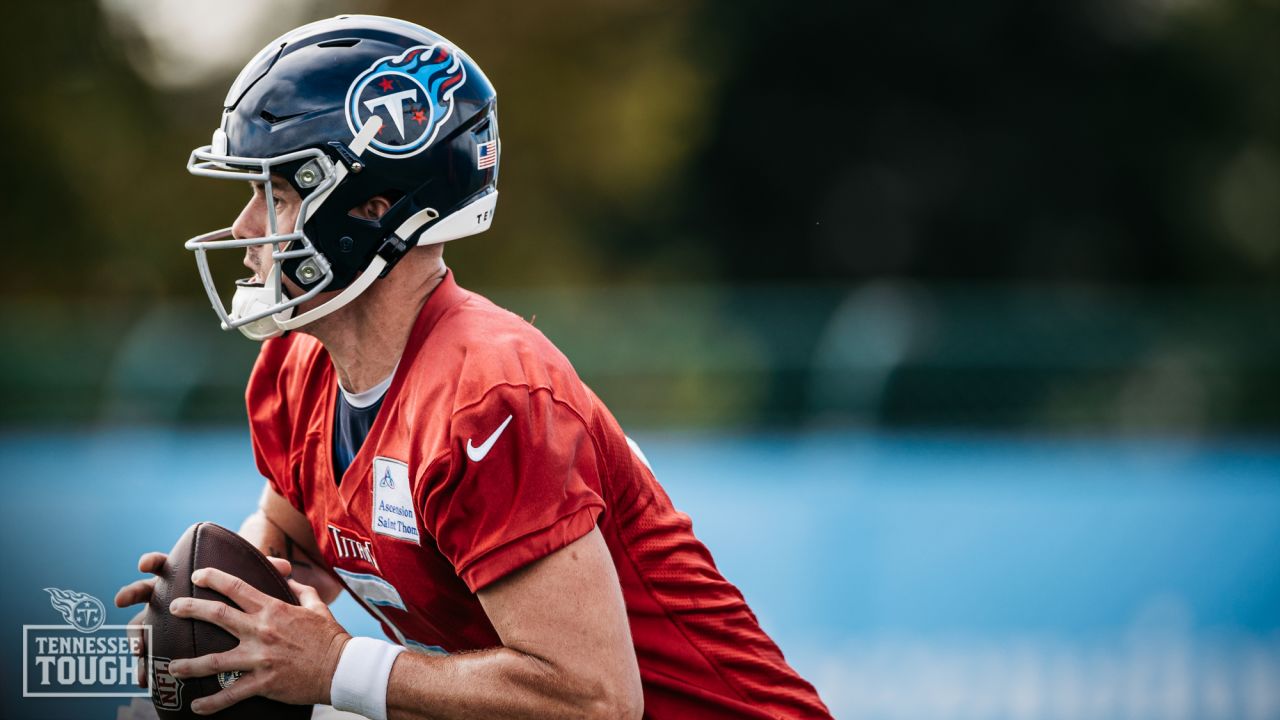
[185,15,499,340]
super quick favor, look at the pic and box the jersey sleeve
[245,337,303,512]
[421,384,607,592]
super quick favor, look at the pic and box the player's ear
[349,194,395,221]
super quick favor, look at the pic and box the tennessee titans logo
[44,587,106,633]
[345,44,467,158]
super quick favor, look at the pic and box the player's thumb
[267,556,293,578]
[287,578,324,609]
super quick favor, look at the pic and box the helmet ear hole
[348,190,404,221]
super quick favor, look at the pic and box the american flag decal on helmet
[476,140,497,170]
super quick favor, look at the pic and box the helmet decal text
[344,44,466,158]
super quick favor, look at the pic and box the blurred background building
[1,0,1278,718]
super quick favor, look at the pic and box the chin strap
[275,255,388,332]
[229,263,295,341]
[229,255,389,339]
[230,285,292,341]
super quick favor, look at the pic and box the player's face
[232,177,302,284]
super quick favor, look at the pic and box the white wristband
[329,637,406,720]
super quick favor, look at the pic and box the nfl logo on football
[22,588,151,698]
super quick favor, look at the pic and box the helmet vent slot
[318,38,361,48]
[260,110,305,125]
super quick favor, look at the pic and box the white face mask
[183,121,382,340]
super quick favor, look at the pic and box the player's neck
[307,254,447,394]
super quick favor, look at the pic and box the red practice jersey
[246,271,831,718]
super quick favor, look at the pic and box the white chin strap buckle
[230,283,295,341]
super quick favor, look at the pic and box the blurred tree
[6,0,1280,299]
[683,0,1280,285]
[1,0,1277,429]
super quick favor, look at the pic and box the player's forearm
[385,646,641,720]
[238,510,344,604]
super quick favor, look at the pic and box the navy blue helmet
[185,15,499,340]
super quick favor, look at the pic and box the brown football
[146,522,313,719]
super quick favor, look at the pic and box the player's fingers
[114,577,157,608]
[126,610,149,646]
[287,578,324,610]
[267,557,293,577]
[169,597,250,637]
[190,671,262,715]
[125,611,150,685]
[191,567,269,612]
[168,647,251,681]
[138,552,168,574]
[125,611,151,687]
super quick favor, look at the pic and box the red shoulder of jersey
[396,273,607,591]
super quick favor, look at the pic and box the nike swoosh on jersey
[466,414,514,462]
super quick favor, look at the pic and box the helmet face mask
[185,142,337,339]
[185,120,385,340]
[184,15,500,340]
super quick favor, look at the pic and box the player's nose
[231,194,267,242]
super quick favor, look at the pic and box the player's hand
[113,551,295,689]
[165,567,349,714]
[113,551,169,688]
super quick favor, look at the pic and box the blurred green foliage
[0,0,1277,431]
